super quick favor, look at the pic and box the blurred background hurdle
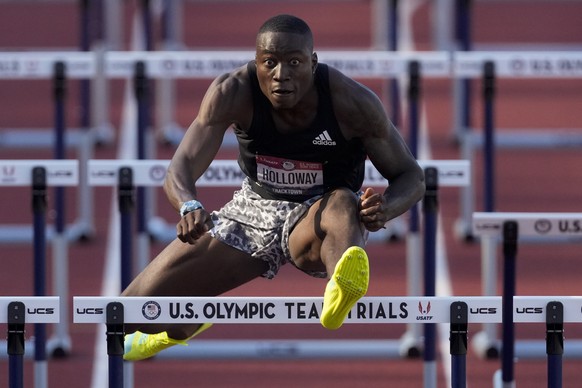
[0,296,60,388]
[0,160,77,359]
[472,212,582,387]
[453,51,582,241]
[0,56,98,243]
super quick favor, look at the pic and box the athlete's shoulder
[326,66,383,113]
[324,65,387,139]
[210,64,252,97]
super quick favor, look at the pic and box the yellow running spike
[320,246,369,330]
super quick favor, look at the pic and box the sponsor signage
[0,297,60,323]
[0,160,78,186]
[473,212,582,238]
[106,51,253,78]
[74,296,582,324]
[0,52,93,79]
[318,51,451,78]
[74,296,502,324]
[455,52,582,78]
[88,160,170,186]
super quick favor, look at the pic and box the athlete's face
[255,32,318,110]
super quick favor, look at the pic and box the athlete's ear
[312,52,318,74]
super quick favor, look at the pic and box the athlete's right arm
[164,67,252,243]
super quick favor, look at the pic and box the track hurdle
[75,295,501,388]
[0,53,98,243]
[0,160,78,359]
[452,51,582,240]
[1,297,60,388]
[74,295,582,387]
[472,212,582,386]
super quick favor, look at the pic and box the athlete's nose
[273,63,290,81]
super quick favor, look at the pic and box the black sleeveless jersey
[234,61,366,202]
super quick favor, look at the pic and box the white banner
[74,295,582,324]
[74,296,502,324]
[473,212,582,239]
[455,51,582,78]
[0,52,94,79]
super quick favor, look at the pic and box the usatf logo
[417,301,433,321]
[142,301,161,320]
[312,130,336,146]
[1,165,16,183]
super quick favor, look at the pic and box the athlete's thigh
[287,197,326,269]
[123,234,268,297]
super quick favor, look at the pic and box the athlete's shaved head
[257,14,314,51]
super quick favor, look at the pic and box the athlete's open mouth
[273,89,293,96]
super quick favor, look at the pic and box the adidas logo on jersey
[312,130,337,146]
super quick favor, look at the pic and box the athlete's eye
[290,59,300,66]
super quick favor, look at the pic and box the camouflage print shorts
[210,178,326,279]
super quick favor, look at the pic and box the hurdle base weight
[46,335,72,358]
[398,329,423,358]
[471,330,500,359]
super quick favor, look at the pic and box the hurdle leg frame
[501,221,518,387]
[546,301,564,388]
[31,167,50,387]
[47,62,73,357]
[401,59,424,359]
[423,167,439,388]
[7,301,25,388]
[450,301,468,388]
[118,167,135,290]
[106,302,125,388]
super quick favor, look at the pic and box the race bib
[256,155,324,197]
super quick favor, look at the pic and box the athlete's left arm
[331,69,425,231]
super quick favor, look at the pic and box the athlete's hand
[176,209,214,244]
[359,187,388,232]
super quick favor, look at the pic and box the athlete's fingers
[359,187,383,216]
[359,187,388,231]
[360,187,375,201]
[176,211,213,244]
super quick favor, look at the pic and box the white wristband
[179,200,204,217]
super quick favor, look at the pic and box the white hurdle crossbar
[73,295,582,325]
[88,158,470,242]
[471,212,582,361]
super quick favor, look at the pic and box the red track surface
[1,1,582,387]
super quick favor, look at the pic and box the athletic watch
[179,200,204,217]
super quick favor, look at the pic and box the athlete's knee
[324,188,359,216]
